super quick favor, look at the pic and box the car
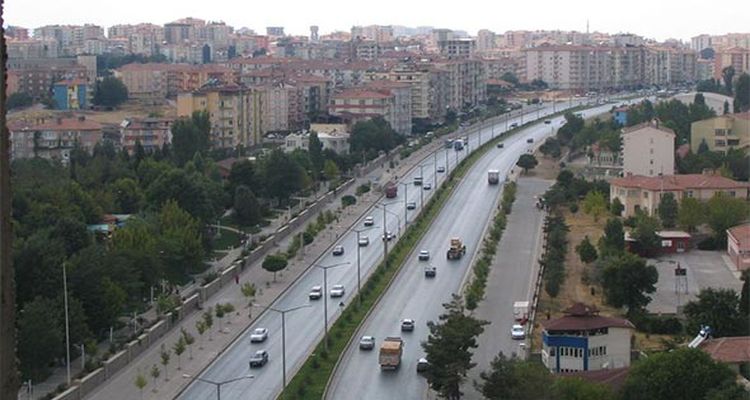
[332,245,345,256]
[401,319,415,332]
[496,142,504,148]
[423,183,432,190]
[406,201,417,210]
[418,250,430,261]
[382,231,395,241]
[250,328,268,343]
[249,350,269,368]
[330,284,345,297]
[358,236,370,246]
[413,176,423,186]
[309,285,323,300]
[424,265,436,278]
[526,138,534,143]
[417,358,429,373]
[511,324,526,340]
[437,166,446,173]
[544,120,552,124]
[364,216,374,226]
[510,123,518,129]
[359,336,376,350]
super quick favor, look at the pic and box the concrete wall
[103,350,128,379]
[200,277,221,303]
[182,294,199,315]
[77,368,105,398]
[126,334,149,362]
[51,386,79,400]
[147,319,168,342]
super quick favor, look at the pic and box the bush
[302,231,314,245]
[355,184,371,196]
[697,236,721,250]
[341,195,356,207]
[630,313,684,334]
[569,203,579,213]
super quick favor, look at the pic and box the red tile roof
[622,121,676,136]
[728,224,750,244]
[699,337,750,364]
[542,303,634,331]
[611,174,750,191]
[559,368,630,391]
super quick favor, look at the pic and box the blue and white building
[541,303,634,373]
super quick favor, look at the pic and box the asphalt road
[326,100,637,400]
[179,99,601,400]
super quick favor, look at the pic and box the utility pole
[0,8,20,396]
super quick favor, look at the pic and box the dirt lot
[8,100,176,125]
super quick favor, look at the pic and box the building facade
[727,224,750,271]
[621,121,675,177]
[690,112,750,154]
[177,83,255,148]
[52,79,88,110]
[9,116,103,161]
[119,117,173,154]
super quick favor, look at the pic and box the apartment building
[433,58,486,112]
[177,83,255,148]
[9,116,103,161]
[364,80,412,135]
[329,88,407,134]
[609,173,750,217]
[255,82,304,134]
[8,58,89,101]
[713,47,750,80]
[691,112,750,154]
[52,79,88,110]
[7,38,59,59]
[438,38,476,59]
[116,63,172,100]
[119,117,173,154]
[621,121,675,177]
[542,303,634,373]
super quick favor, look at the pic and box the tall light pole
[252,302,310,388]
[312,262,349,348]
[353,226,378,304]
[182,374,253,400]
[62,262,71,386]
[401,183,408,224]
[433,151,438,189]
[376,202,399,263]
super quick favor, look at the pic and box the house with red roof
[542,303,635,374]
[727,223,750,271]
[610,172,750,217]
[699,336,750,375]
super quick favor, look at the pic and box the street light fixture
[312,262,350,348]
[353,226,379,304]
[182,373,254,400]
[251,302,310,388]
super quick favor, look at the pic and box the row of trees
[695,68,750,113]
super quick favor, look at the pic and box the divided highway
[179,100,587,400]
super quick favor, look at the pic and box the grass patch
[210,228,241,251]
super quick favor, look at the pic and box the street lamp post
[353,226,378,304]
[312,262,349,348]
[401,183,408,224]
[251,302,310,388]
[182,374,254,400]
[433,152,438,189]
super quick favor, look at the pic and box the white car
[250,328,269,343]
[309,285,322,300]
[401,319,415,331]
[330,284,345,297]
[364,216,374,226]
[437,166,446,173]
[359,336,376,350]
[418,250,430,261]
[382,231,395,241]
[332,245,345,256]
[358,236,370,247]
[511,324,525,340]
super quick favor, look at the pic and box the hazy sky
[5,0,747,41]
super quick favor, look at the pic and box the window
[729,191,736,197]
[686,190,694,198]
[650,148,654,154]
[715,139,726,147]
[644,192,649,198]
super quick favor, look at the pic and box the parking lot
[647,250,743,315]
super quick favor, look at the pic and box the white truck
[488,170,500,185]
[513,301,529,323]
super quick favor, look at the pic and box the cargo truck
[385,182,398,198]
[513,301,529,323]
[446,237,467,260]
[488,170,500,185]
[379,337,404,370]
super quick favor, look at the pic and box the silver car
[330,284,345,297]
[250,328,268,343]
[359,336,375,350]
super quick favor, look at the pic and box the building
[329,85,411,135]
[438,38,476,59]
[116,63,172,101]
[609,173,750,217]
[713,47,750,80]
[727,224,750,271]
[542,303,634,373]
[621,121,675,177]
[52,79,88,110]
[8,58,89,101]
[9,116,103,161]
[699,337,750,375]
[625,230,692,256]
[177,83,255,148]
[613,107,628,126]
[690,112,750,154]
[119,117,173,154]
[266,27,285,37]
[311,123,350,155]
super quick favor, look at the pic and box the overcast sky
[5,0,746,41]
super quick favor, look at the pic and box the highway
[325,100,636,400]
[178,100,590,400]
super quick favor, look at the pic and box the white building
[542,303,634,374]
[621,121,675,177]
[311,123,350,155]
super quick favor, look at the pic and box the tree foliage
[734,72,750,112]
[262,254,288,281]
[349,117,404,159]
[683,288,747,337]
[657,192,678,228]
[93,76,129,107]
[678,197,705,232]
[552,377,615,400]
[233,185,261,226]
[575,236,598,264]
[18,296,63,380]
[600,252,657,315]
[631,213,662,257]
[598,218,625,257]
[171,111,211,166]
[706,192,749,245]
[516,154,538,173]
[8,92,34,109]
[582,191,607,222]
[477,352,554,400]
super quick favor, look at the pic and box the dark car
[496,142,504,148]
[332,245,345,256]
[249,350,269,368]
[526,138,534,143]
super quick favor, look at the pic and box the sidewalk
[77,138,446,400]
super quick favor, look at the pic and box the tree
[622,348,738,400]
[705,381,749,400]
[600,252,658,315]
[706,192,749,246]
[240,282,256,317]
[262,254,288,282]
[610,197,624,216]
[160,347,171,381]
[203,308,214,341]
[93,76,129,107]
[421,295,489,400]
[171,111,211,166]
[8,92,33,109]
[723,100,730,115]
[134,371,148,400]
[734,72,750,112]
[227,160,262,197]
[631,214,661,257]
[741,270,750,316]
[323,159,341,182]
[111,177,143,214]
[308,131,324,178]
[552,377,614,400]
[172,336,186,370]
[262,149,308,203]
[678,197,705,232]
[477,352,554,400]
[575,236,598,264]
[582,191,607,222]
[694,92,706,107]
[233,185,261,226]
[516,154,538,174]
[195,320,207,349]
[683,288,746,337]
[657,192,678,228]
[598,218,625,257]
[181,328,195,360]
[722,66,735,95]
[149,364,160,393]
[18,297,62,380]
[215,303,226,331]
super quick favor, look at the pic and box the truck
[488,170,500,185]
[379,337,404,370]
[513,301,529,324]
[385,182,398,198]
[413,176,423,186]
[453,140,464,151]
[446,237,467,260]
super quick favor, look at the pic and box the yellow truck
[446,237,467,260]
[379,337,404,370]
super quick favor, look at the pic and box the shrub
[341,195,356,207]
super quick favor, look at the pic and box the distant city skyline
[5,0,748,42]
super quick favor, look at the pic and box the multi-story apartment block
[255,82,304,134]
[6,26,29,40]
[691,112,750,154]
[621,121,676,177]
[476,30,496,52]
[7,38,59,59]
[438,38,476,59]
[33,24,105,56]
[53,79,88,110]
[177,83,255,148]
[433,58,486,111]
[329,86,411,135]
[542,303,634,373]
[351,25,394,43]
[164,18,205,44]
[266,27,285,37]
[116,63,171,100]
[610,173,750,217]
[9,116,103,161]
[713,47,750,80]
[119,117,173,154]
[366,66,434,121]
[364,80,412,135]
[8,58,89,101]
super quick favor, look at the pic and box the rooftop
[728,223,750,243]
[611,174,750,191]
[542,303,634,332]
[699,336,750,364]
